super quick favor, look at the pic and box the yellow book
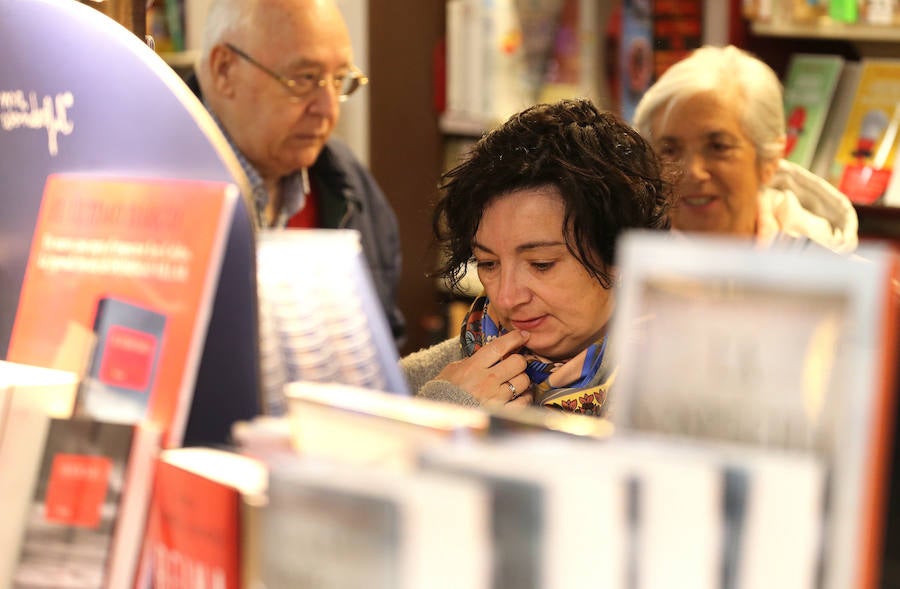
[830,58,900,205]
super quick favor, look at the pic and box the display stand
[0,0,260,445]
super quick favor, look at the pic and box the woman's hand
[436,330,532,406]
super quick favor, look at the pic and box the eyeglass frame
[224,43,369,103]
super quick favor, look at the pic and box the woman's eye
[475,260,496,272]
[657,144,679,160]
[531,261,554,272]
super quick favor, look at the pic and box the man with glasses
[190,0,406,345]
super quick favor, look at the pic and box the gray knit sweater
[400,338,481,407]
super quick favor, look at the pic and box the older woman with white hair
[633,44,858,253]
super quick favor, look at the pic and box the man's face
[221,0,353,180]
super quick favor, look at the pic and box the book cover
[78,296,167,425]
[610,231,900,589]
[6,173,238,447]
[11,417,160,589]
[830,58,900,205]
[143,447,268,589]
[782,54,846,169]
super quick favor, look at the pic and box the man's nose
[307,82,340,118]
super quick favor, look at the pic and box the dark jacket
[311,138,406,345]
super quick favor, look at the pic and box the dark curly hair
[433,98,672,290]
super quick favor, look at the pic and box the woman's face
[472,187,613,361]
[649,91,776,237]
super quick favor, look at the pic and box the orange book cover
[6,173,238,447]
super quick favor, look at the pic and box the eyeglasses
[225,43,369,102]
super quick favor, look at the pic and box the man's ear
[208,44,238,97]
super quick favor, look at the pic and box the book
[782,53,846,169]
[11,417,161,589]
[537,0,584,103]
[79,296,167,425]
[649,0,702,86]
[443,0,538,126]
[0,362,79,589]
[421,429,821,589]
[809,60,863,182]
[420,434,629,589]
[143,447,268,589]
[255,229,409,416]
[619,0,654,124]
[6,173,239,446]
[261,455,492,589]
[829,58,900,204]
[284,380,487,468]
[612,433,826,589]
[610,231,900,589]
[182,0,212,51]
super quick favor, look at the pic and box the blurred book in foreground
[611,231,900,589]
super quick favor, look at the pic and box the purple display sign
[0,0,260,444]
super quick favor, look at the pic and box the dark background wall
[369,1,447,356]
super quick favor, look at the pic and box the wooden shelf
[752,20,900,43]
[158,50,200,69]
[854,203,900,245]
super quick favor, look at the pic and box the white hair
[200,0,256,61]
[633,45,786,162]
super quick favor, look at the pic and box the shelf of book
[752,21,900,43]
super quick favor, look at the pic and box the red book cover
[6,173,238,447]
[144,448,267,589]
[44,453,113,528]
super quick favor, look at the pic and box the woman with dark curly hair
[401,98,672,416]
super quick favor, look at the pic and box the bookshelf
[752,20,900,43]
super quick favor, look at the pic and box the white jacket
[757,159,859,253]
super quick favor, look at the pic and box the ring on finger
[504,381,517,396]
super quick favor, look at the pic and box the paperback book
[782,53,846,169]
[143,447,268,589]
[11,417,161,589]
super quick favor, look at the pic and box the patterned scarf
[460,295,614,416]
